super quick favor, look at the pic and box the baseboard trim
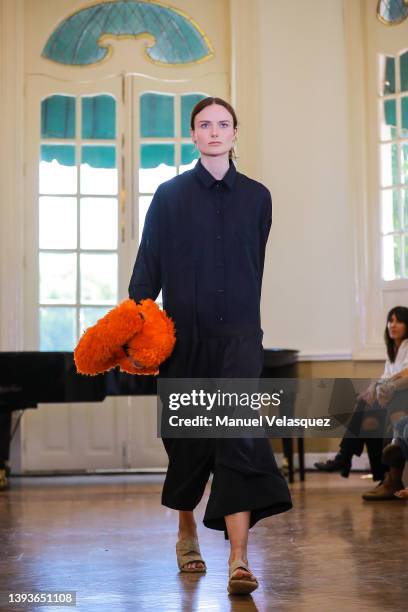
[275,451,371,471]
[298,352,353,362]
[13,454,373,477]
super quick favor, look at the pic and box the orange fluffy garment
[74,299,176,376]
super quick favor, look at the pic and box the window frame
[24,74,226,350]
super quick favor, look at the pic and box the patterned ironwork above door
[42,1,213,66]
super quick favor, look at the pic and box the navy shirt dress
[129,159,292,531]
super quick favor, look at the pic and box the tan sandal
[176,537,206,573]
[228,560,259,595]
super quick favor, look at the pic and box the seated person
[315,306,408,500]
[381,415,408,500]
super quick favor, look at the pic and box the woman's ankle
[229,551,248,565]
[178,514,198,539]
[178,527,197,539]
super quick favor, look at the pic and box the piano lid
[0,352,105,405]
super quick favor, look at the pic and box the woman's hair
[384,306,408,362]
[190,96,238,160]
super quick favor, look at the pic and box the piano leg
[282,438,294,483]
[298,438,305,481]
[0,410,12,490]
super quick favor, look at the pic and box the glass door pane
[38,89,119,350]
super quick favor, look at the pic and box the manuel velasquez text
[168,415,331,428]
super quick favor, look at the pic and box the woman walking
[129,97,292,594]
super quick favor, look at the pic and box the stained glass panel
[381,99,397,140]
[140,93,174,137]
[383,57,396,95]
[181,94,206,137]
[401,97,408,137]
[41,95,75,139]
[139,144,176,192]
[401,51,408,92]
[81,146,117,195]
[82,95,116,139]
[40,145,77,195]
[42,1,213,66]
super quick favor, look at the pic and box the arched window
[379,51,408,281]
[347,1,408,358]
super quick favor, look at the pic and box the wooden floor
[0,472,407,612]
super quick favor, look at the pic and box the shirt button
[216,209,221,214]
[219,316,223,322]
[216,235,221,240]
[216,289,224,293]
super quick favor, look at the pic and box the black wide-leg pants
[339,393,408,480]
[159,330,293,531]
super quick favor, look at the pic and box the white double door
[20,73,226,472]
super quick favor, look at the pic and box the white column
[229,0,261,180]
[0,0,24,350]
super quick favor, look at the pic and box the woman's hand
[357,382,377,406]
[376,381,396,407]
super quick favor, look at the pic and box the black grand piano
[0,349,300,480]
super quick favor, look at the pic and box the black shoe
[365,438,387,483]
[314,453,352,477]
[340,457,352,478]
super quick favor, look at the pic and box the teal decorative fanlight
[42,0,213,66]
[377,0,408,25]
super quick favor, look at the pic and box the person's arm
[128,187,162,303]
[377,348,408,406]
[377,368,408,405]
[364,358,391,406]
[357,357,390,405]
[259,189,272,289]
[391,367,408,380]
[357,381,377,405]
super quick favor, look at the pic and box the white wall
[258,0,353,359]
[0,0,24,352]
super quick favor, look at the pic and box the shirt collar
[193,158,237,190]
